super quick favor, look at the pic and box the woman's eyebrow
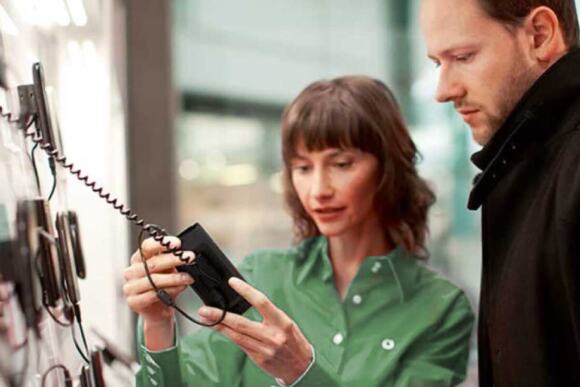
[327,149,354,158]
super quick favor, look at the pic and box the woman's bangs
[285,96,365,158]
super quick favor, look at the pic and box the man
[420,0,580,386]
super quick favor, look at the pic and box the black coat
[468,47,580,387]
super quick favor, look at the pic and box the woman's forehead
[292,144,360,158]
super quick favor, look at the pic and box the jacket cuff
[137,318,182,387]
[275,345,315,387]
[276,346,339,386]
[138,345,181,387]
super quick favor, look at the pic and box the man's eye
[455,53,473,62]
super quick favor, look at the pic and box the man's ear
[523,6,567,64]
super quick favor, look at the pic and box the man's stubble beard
[484,54,540,141]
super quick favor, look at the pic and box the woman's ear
[523,6,568,65]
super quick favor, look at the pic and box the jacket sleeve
[134,254,261,387]
[135,319,247,387]
[134,253,342,387]
[556,128,580,362]
[393,290,475,387]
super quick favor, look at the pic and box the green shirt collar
[295,236,419,303]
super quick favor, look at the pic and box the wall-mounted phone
[14,200,42,336]
[34,199,61,307]
[17,63,58,152]
[67,211,86,279]
[55,211,80,306]
[90,348,106,387]
[79,364,93,387]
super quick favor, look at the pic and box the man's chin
[470,124,495,146]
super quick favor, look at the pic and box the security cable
[70,322,89,364]
[47,175,57,201]
[40,364,72,387]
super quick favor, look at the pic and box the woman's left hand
[198,277,313,385]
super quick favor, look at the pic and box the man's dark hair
[478,0,579,48]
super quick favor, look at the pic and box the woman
[123,76,474,386]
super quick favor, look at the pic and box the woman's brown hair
[281,75,435,255]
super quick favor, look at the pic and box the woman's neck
[326,218,393,299]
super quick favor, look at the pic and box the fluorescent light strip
[66,0,87,26]
[44,0,71,26]
[0,4,19,35]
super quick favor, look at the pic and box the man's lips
[457,108,479,115]
[457,108,479,122]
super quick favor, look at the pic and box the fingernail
[181,273,192,282]
[198,307,210,317]
[184,251,195,263]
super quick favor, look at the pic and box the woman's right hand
[123,236,195,349]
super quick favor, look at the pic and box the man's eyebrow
[427,53,440,62]
[428,45,478,61]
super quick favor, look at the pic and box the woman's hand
[122,236,195,350]
[199,277,313,385]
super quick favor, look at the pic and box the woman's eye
[293,165,310,173]
[334,160,353,169]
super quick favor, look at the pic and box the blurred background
[2,0,576,385]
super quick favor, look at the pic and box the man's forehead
[420,0,495,52]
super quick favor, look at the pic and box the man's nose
[435,68,465,103]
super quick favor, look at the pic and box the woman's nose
[311,169,334,199]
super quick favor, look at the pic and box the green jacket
[136,236,474,387]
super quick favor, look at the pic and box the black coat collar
[467,47,580,210]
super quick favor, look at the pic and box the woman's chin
[317,223,347,238]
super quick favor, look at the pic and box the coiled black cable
[4,107,228,327]
[19,121,187,262]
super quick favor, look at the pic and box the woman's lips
[312,207,346,221]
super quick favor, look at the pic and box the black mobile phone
[176,223,251,315]
[14,201,42,335]
[67,211,86,279]
[32,63,58,150]
[55,212,80,305]
[33,199,61,306]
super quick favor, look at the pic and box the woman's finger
[126,285,187,310]
[124,252,195,281]
[198,306,272,343]
[123,272,194,297]
[131,236,181,263]
[208,321,273,358]
[228,278,288,325]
